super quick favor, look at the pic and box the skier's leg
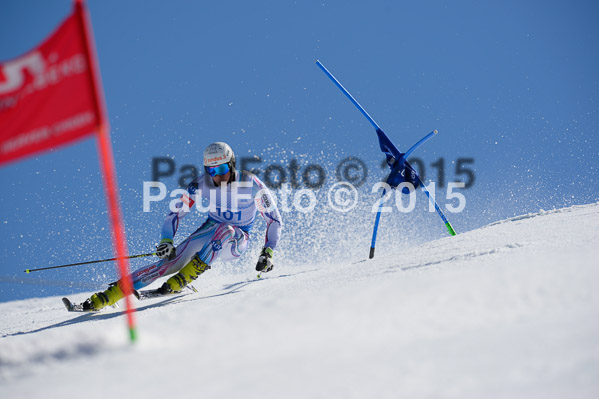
[161,223,249,293]
[83,219,221,310]
[132,218,221,289]
[197,223,249,263]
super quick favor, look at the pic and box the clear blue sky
[1,0,598,302]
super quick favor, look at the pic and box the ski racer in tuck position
[79,142,283,311]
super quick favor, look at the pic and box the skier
[80,142,282,311]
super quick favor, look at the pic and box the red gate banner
[1,0,137,342]
[0,6,99,166]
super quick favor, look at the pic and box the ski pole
[24,252,156,273]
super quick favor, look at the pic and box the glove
[156,239,176,260]
[256,247,274,272]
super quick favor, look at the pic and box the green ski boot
[159,254,210,294]
[82,283,125,311]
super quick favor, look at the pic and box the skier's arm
[252,176,282,250]
[160,181,198,243]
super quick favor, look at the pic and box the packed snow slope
[1,202,599,398]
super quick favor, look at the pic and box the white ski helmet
[204,142,236,169]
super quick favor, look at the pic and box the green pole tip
[129,327,137,343]
[25,269,30,274]
[446,223,457,236]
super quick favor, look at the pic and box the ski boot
[82,282,124,311]
[158,254,210,294]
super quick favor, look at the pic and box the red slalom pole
[97,123,137,342]
[75,0,137,342]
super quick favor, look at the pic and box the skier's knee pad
[210,224,235,252]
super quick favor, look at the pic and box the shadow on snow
[2,270,317,338]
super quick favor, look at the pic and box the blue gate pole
[401,130,437,162]
[315,60,381,131]
[414,174,457,236]
[370,188,387,259]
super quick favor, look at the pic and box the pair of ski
[62,284,198,313]
[63,269,269,312]
[63,270,270,312]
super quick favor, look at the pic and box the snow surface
[1,202,599,398]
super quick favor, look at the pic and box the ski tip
[62,297,73,310]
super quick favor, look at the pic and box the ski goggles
[205,163,230,177]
